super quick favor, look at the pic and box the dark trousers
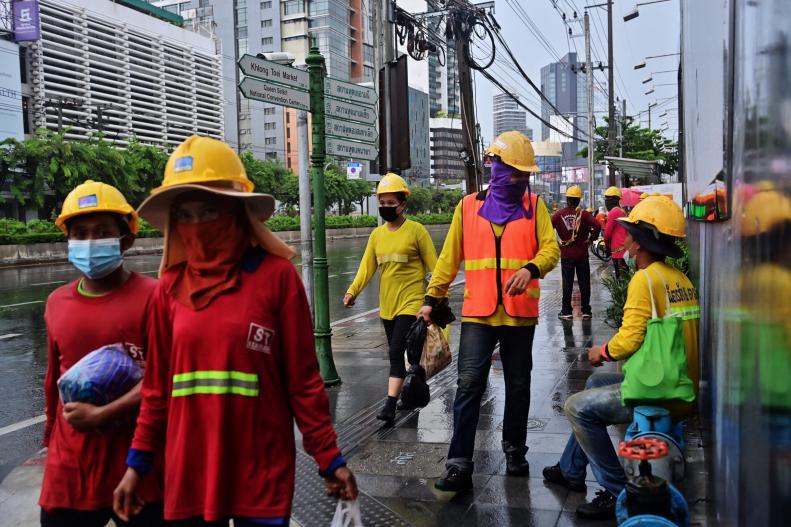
[560,258,592,315]
[447,323,536,474]
[382,315,414,378]
[613,257,628,278]
[41,504,164,527]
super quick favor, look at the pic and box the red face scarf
[169,212,250,310]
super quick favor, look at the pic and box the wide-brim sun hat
[137,184,275,231]
[618,220,683,259]
[136,135,294,273]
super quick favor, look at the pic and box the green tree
[0,129,169,218]
[240,151,299,209]
[577,117,679,182]
[407,187,433,214]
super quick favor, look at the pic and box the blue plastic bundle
[57,343,143,405]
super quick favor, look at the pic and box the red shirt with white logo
[551,206,601,261]
[40,272,163,511]
[132,250,342,521]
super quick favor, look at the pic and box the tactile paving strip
[291,450,411,527]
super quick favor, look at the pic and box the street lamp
[634,52,680,69]
[623,0,672,22]
[642,69,675,84]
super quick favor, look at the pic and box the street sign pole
[307,46,340,386]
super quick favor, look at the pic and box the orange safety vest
[461,192,540,318]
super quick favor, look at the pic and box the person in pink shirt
[603,187,628,277]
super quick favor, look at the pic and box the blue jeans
[559,371,632,497]
[447,322,535,474]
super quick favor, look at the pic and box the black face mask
[379,206,401,222]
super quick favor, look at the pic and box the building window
[262,36,273,45]
[237,27,248,38]
[283,0,305,16]
[236,7,247,25]
[264,107,276,115]
[199,0,210,7]
[264,122,276,130]
[260,1,272,8]
[265,137,277,145]
[237,38,248,56]
[261,19,272,27]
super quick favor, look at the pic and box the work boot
[435,466,473,492]
[505,453,530,476]
[576,489,616,520]
[396,398,416,412]
[376,396,397,424]
[542,463,587,492]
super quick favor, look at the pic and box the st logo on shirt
[247,323,274,354]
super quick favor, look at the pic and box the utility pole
[297,107,313,316]
[453,10,481,194]
[381,0,394,173]
[584,11,595,208]
[306,46,341,386]
[606,0,616,186]
[620,98,626,157]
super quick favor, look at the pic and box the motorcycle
[591,236,611,262]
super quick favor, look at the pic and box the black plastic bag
[405,318,428,366]
[400,364,430,409]
[430,298,456,328]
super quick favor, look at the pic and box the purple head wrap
[478,159,533,224]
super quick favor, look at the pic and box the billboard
[13,0,41,42]
[0,40,24,141]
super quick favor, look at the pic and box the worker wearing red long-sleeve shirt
[113,136,357,526]
[603,187,629,277]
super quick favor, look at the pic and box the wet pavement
[0,248,711,526]
[0,231,447,482]
[295,261,630,527]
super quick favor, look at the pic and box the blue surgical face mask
[68,238,124,279]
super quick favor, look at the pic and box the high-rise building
[429,116,465,186]
[426,0,459,118]
[155,0,288,159]
[402,87,430,186]
[23,0,223,149]
[539,52,603,167]
[492,92,532,138]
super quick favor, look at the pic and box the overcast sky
[473,0,680,144]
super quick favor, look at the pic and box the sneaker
[505,453,530,476]
[582,312,593,320]
[558,312,574,320]
[435,466,473,492]
[542,463,586,492]
[576,489,616,520]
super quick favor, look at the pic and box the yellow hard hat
[604,186,622,198]
[377,173,410,196]
[618,194,686,238]
[137,135,293,272]
[55,180,139,235]
[742,190,791,237]
[484,131,540,172]
[157,135,254,194]
[566,185,583,199]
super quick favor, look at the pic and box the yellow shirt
[346,218,438,320]
[426,196,560,327]
[607,261,700,388]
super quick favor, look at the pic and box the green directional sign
[324,77,377,106]
[324,98,377,125]
[325,117,377,144]
[239,77,310,111]
[238,54,309,91]
[326,136,378,161]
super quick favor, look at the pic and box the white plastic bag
[330,499,364,527]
